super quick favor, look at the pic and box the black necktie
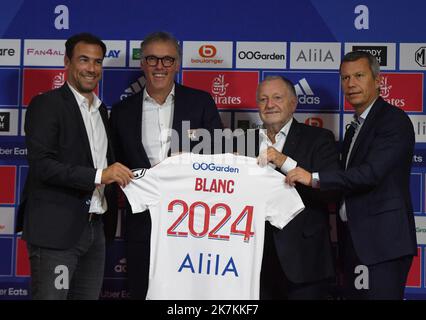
[342,118,360,167]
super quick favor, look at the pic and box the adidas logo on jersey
[294,78,320,105]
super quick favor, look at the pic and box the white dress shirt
[141,86,175,166]
[259,118,297,174]
[68,83,108,214]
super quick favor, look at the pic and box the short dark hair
[140,31,181,61]
[65,33,106,59]
[258,75,297,100]
[340,51,380,78]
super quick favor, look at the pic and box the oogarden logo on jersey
[192,162,240,173]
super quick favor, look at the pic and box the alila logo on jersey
[178,252,239,277]
[211,74,242,105]
[192,162,240,173]
[294,78,320,105]
[132,168,146,180]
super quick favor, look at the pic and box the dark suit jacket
[246,120,340,283]
[320,97,417,265]
[109,82,223,242]
[17,84,115,249]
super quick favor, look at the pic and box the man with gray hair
[110,31,222,299]
[286,51,417,299]
[248,75,339,299]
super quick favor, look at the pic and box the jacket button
[86,200,91,205]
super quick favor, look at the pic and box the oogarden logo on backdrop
[236,42,286,69]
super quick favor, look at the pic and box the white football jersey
[122,153,304,300]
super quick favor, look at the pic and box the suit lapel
[99,104,115,165]
[134,90,151,166]
[347,97,384,167]
[282,119,301,157]
[60,84,94,167]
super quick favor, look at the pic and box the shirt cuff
[280,156,297,175]
[95,169,103,185]
[312,172,320,188]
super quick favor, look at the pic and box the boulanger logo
[199,45,217,58]
[236,42,286,69]
[192,162,240,173]
[294,78,320,105]
[182,41,233,68]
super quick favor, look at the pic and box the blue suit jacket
[320,97,417,265]
[109,82,223,242]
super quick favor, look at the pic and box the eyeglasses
[144,55,176,67]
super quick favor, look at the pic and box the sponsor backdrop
[0,0,425,300]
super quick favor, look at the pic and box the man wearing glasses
[110,31,223,299]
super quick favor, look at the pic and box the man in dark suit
[110,31,223,299]
[286,51,417,299]
[18,33,133,300]
[248,75,339,299]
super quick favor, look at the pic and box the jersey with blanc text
[122,153,304,300]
